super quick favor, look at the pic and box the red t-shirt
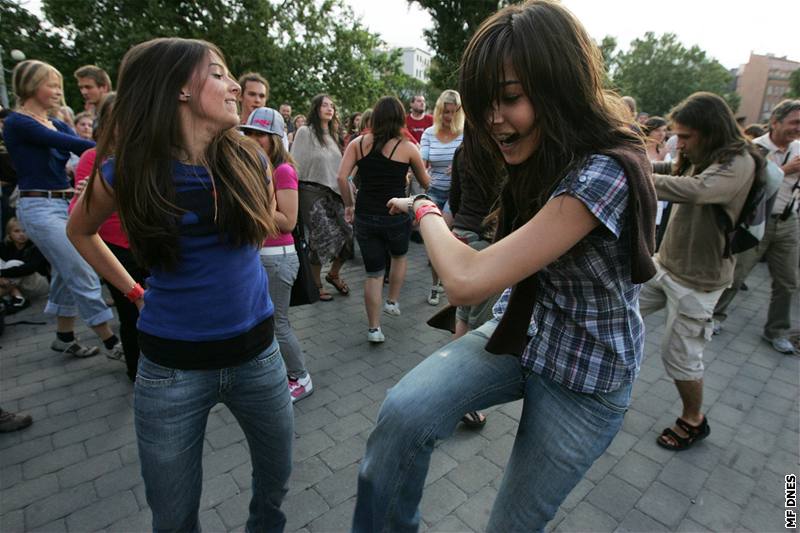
[69,149,130,249]
[406,114,433,144]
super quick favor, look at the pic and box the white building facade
[400,47,431,82]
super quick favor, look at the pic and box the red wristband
[415,204,443,224]
[125,283,144,303]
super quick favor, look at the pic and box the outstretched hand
[387,197,410,216]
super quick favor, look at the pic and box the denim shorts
[354,213,411,276]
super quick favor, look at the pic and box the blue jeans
[426,186,449,210]
[16,197,113,325]
[135,339,294,533]
[352,320,632,533]
[260,249,306,379]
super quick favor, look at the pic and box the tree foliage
[608,32,738,116]
[408,0,515,92]
[2,0,418,116]
[788,69,800,99]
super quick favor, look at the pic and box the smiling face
[187,52,241,133]
[441,103,458,128]
[240,81,267,120]
[34,73,63,111]
[489,66,539,165]
[772,109,800,147]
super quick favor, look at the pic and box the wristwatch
[407,194,433,218]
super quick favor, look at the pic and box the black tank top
[355,138,410,216]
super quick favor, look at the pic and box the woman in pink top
[241,107,312,403]
[71,93,146,382]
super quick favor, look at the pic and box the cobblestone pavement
[1,242,798,532]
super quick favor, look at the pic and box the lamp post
[0,46,26,109]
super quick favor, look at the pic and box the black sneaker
[0,409,33,432]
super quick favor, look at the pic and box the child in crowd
[0,217,50,311]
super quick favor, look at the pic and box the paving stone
[318,434,366,471]
[605,430,638,458]
[586,475,642,521]
[678,441,723,472]
[294,430,336,463]
[287,456,333,496]
[200,473,240,509]
[427,514,474,532]
[24,480,96,528]
[675,517,713,532]
[327,391,373,418]
[611,451,662,490]
[22,442,86,479]
[705,465,756,505]
[636,480,691,528]
[454,486,497,533]
[738,496,786,533]
[202,442,250,479]
[315,463,359,506]
[615,509,670,532]
[720,443,768,478]
[57,449,121,488]
[446,455,501,495]
[733,423,777,454]
[0,510,24,532]
[687,489,741,531]
[295,407,337,435]
[555,501,617,532]
[0,473,59,513]
[657,456,709,498]
[51,417,111,448]
[308,496,358,533]
[0,464,21,491]
[215,489,250,529]
[323,412,373,441]
[438,431,490,462]
[585,453,619,483]
[621,409,655,437]
[29,518,67,533]
[754,391,794,415]
[283,489,329,531]
[0,435,53,467]
[561,477,595,511]
[480,433,515,469]
[65,489,139,531]
[420,477,468,525]
[108,508,151,532]
[743,406,785,435]
[94,463,142,498]
[717,387,757,412]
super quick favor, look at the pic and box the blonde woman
[420,90,464,304]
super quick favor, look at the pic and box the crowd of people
[0,0,798,530]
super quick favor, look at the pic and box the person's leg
[763,215,799,341]
[353,321,524,533]
[384,217,411,305]
[713,243,762,322]
[134,357,217,532]
[365,276,384,329]
[224,340,294,533]
[261,252,306,379]
[387,256,407,303]
[488,375,632,532]
[106,244,145,379]
[355,216,388,330]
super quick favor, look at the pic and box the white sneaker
[367,328,385,343]
[106,342,125,362]
[383,300,401,316]
[51,339,100,358]
[288,374,313,403]
[712,320,722,335]
[434,282,445,294]
[763,335,796,354]
[427,288,440,306]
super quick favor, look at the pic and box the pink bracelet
[125,283,144,303]
[415,204,443,224]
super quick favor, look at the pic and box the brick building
[735,52,799,125]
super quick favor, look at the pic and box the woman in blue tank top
[67,38,293,532]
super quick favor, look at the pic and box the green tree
[18,0,410,116]
[408,0,515,91]
[612,32,737,116]
[788,69,800,98]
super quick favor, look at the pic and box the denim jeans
[426,186,449,210]
[135,339,294,533]
[16,197,113,325]
[352,320,632,533]
[260,249,306,379]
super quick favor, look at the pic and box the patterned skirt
[298,181,354,265]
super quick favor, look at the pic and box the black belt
[19,190,74,199]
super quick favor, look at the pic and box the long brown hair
[85,37,277,270]
[307,93,341,148]
[459,0,640,233]
[669,92,764,175]
[370,96,405,152]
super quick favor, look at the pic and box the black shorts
[354,213,412,276]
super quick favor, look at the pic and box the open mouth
[495,133,521,147]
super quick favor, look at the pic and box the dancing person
[420,90,465,305]
[67,38,294,531]
[70,93,147,377]
[241,106,313,402]
[4,59,120,358]
[336,96,430,343]
[352,2,657,530]
[291,94,353,301]
[642,92,760,449]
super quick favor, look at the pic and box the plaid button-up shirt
[492,155,644,394]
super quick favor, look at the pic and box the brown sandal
[325,273,350,295]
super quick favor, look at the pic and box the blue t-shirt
[3,112,95,190]
[102,159,273,343]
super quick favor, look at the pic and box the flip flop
[317,286,333,302]
[460,411,487,429]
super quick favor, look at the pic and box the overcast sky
[346,0,800,69]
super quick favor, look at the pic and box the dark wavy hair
[85,37,277,270]
[307,93,341,148]
[669,92,763,175]
[370,96,406,152]
[458,0,640,232]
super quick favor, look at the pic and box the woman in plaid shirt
[352,1,657,531]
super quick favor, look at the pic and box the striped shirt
[492,155,643,394]
[420,127,463,192]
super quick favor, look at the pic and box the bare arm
[272,182,298,234]
[408,146,431,189]
[336,138,360,209]
[388,195,600,305]
[66,176,141,307]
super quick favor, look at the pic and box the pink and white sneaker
[288,374,313,403]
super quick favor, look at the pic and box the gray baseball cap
[240,107,285,136]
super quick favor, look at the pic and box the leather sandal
[325,273,350,295]
[657,416,710,451]
[460,411,487,430]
